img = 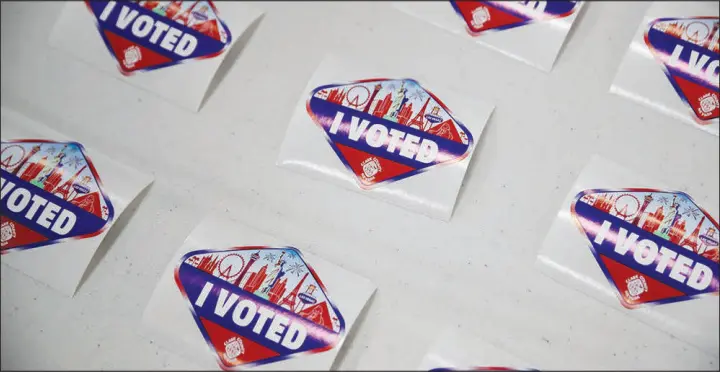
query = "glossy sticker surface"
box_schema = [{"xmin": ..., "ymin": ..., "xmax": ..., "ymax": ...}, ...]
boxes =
[
  {"xmin": 85, "ymin": 0, "xmax": 232, "ymax": 74},
  {"xmin": 644, "ymin": 17, "xmax": 720, "ymax": 123},
  {"xmin": 571, "ymin": 189, "xmax": 719, "ymax": 308},
  {"xmin": 450, "ymin": 1, "xmax": 579, "ymax": 36},
  {"xmin": 1, "ymin": 140, "xmax": 115, "ymax": 254},
  {"xmin": 174, "ymin": 246, "xmax": 345, "ymax": 368},
  {"xmin": 306, "ymin": 78, "xmax": 473, "ymax": 189}
]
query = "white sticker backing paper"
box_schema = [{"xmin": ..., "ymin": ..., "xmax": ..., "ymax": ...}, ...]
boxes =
[
  {"xmin": 48, "ymin": 1, "xmax": 264, "ymax": 111},
  {"xmin": 536, "ymin": 155, "xmax": 719, "ymax": 357},
  {"xmin": 141, "ymin": 211, "xmax": 376, "ymax": 370},
  {"xmin": 276, "ymin": 54, "xmax": 494, "ymax": 221},
  {"xmin": 418, "ymin": 328, "xmax": 534, "ymax": 371},
  {"xmin": 393, "ymin": 1, "xmax": 585, "ymax": 72},
  {"xmin": 610, "ymin": 1, "xmax": 719, "ymax": 136},
  {"xmin": 1, "ymin": 106, "xmax": 153, "ymax": 296}
]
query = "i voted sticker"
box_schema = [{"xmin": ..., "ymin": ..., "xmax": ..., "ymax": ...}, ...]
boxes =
[
  {"xmin": 307, "ymin": 78, "xmax": 473, "ymax": 189},
  {"xmin": 644, "ymin": 17, "xmax": 720, "ymax": 123},
  {"xmin": 571, "ymin": 189, "xmax": 719, "ymax": 308},
  {"xmin": 85, "ymin": 0, "xmax": 232, "ymax": 74},
  {"xmin": 1, "ymin": 141, "xmax": 114, "ymax": 254},
  {"xmin": 174, "ymin": 246, "xmax": 345, "ymax": 368},
  {"xmin": 450, "ymin": 1, "xmax": 579, "ymax": 36}
]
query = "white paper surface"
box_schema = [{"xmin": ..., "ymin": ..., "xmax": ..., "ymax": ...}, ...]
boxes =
[
  {"xmin": 610, "ymin": 1, "xmax": 719, "ymax": 136},
  {"xmin": 48, "ymin": 1, "xmax": 264, "ymax": 112},
  {"xmin": 0, "ymin": 106, "xmax": 153, "ymax": 296},
  {"xmin": 141, "ymin": 211, "xmax": 376, "ymax": 371},
  {"xmin": 276, "ymin": 54, "xmax": 494, "ymax": 222},
  {"xmin": 536, "ymin": 155, "xmax": 719, "ymax": 357},
  {"xmin": 418, "ymin": 329, "xmax": 533, "ymax": 371},
  {"xmin": 392, "ymin": 1, "xmax": 584, "ymax": 72}
]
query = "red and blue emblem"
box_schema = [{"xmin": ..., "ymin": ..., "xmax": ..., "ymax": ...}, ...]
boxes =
[
  {"xmin": 85, "ymin": 0, "xmax": 232, "ymax": 75},
  {"xmin": 571, "ymin": 189, "xmax": 719, "ymax": 308},
  {"xmin": 644, "ymin": 17, "xmax": 719, "ymax": 123},
  {"xmin": 307, "ymin": 79, "xmax": 473, "ymax": 189},
  {"xmin": 1, "ymin": 140, "xmax": 114, "ymax": 254},
  {"xmin": 174, "ymin": 246, "xmax": 345, "ymax": 368},
  {"xmin": 450, "ymin": 1, "xmax": 579, "ymax": 36}
]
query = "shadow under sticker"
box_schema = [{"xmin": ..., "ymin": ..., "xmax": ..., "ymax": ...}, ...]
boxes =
[
  {"xmin": 85, "ymin": 0, "xmax": 233, "ymax": 74},
  {"xmin": 1, "ymin": 140, "xmax": 115, "ymax": 254},
  {"xmin": 571, "ymin": 188, "xmax": 719, "ymax": 308},
  {"xmin": 306, "ymin": 78, "xmax": 473, "ymax": 189},
  {"xmin": 174, "ymin": 246, "xmax": 345, "ymax": 368}
]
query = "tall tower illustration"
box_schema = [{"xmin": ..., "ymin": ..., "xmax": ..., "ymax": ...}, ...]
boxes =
[
  {"xmin": 234, "ymin": 251, "xmax": 260, "ymax": 287},
  {"xmin": 679, "ymin": 216, "xmax": 705, "ymax": 253},
  {"xmin": 363, "ymin": 84, "xmax": 382, "ymax": 113},
  {"xmin": 10, "ymin": 144, "xmax": 41, "ymax": 176},
  {"xmin": 408, "ymin": 98, "xmax": 430, "ymax": 130},
  {"xmin": 279, "ymin": 272, "xmax": 309, "ymax": 312},
  {"xmin": 702, "ymin": 21, "xmax": 719, "ymax": 49},
  {"xmin": 632, "ymin": 194, "xmax": 654, "ymax": 225}
]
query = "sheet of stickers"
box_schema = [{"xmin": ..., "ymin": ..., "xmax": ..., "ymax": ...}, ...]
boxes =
[
  {"xmin": 0, "ymin": 107, "xmax": 153, "ymax": 296},
  {"xmin": 393, "ymin": 1, "xmax": 585, "ymax": 72},
  {"xmin": 48, "ymin": 1, "xmax": 264, "ymax": 111},
  {"xmin": 610, "ymin": 2, "xmax": 719, "ymax": 136},
  {"xmin": 537, "ymin": 155, "xmax": 719, "ymax": 358},
  {"xmin": 418, "ymin": 329, "xmax": 535, "ymax": 371},
  {"xmin": 276, "ymin": 54, "xmax": 494, "ymax": 221},
  {"xmin": 141, "ymin": 210, "xmax": 376, "ymax": 370}
]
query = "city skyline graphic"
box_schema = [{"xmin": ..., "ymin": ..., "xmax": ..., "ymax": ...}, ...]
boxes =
[
  {"xmin": 1, "ymin": 141, "xmax": 111, "ymax": 220},
  {"xmin": 183, "ymin": 247, "xmax": 342, "ymax": 333},
  {"xmin": 579, "ymin": 190, "xmax": 719, "ymax": 262},
  {"xmin": 312, "ymin": 79, "xmax": 470, "ymax": 145},
  {"xmin": 133, "ymin": 1, "xmax": 228, "ymax": 43},
  {"xmin": 650, "ymin": 17, "xmax": 719, "ymax": 53}
]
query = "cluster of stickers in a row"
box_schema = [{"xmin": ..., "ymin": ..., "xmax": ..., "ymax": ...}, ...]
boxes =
[{"xmin": 1, "ymin": 0, "xmax": 718, "ymax": 370}]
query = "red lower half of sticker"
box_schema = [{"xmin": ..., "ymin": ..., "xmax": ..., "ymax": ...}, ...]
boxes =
[
  {"xmin": 199, "ymin": 317, "xmax": 281, "ymax": 367},
  {"xmin": 672, "ymin": 75, "xmax": 719, "ymax": 121},
  {"xmin": 103, "ymin": 30, "xmax": 172, "ymax": 73},
  {"xmin": 0, "ymin": 216, "xmax": 48, "ymax": 251},
  {"xmin": 335, "ymin": 143, "xmax": 415, "ymax": 186},
  {"xmin": 599, "ymin": 255, "xmax": 686, "ymax": 307}
]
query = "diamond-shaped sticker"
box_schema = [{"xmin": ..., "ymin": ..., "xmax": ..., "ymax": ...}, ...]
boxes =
[
  {"xmin": 306, "ymin": 78, "xmax": 473, "ymax": 189},
  {"xmin": 450, "ymin": 1, "xmax": 579, "ymax": 36},
  {"xmin": 174, "ymin": 246, "xmax": 345, "ymax": 368},
  {"xmin": 1, "ymin": 140, "xmax": 115, "ymax": 254},
  {"xmin": 644, "ymin": 17, "xmax": 720, "ymax": 123},
  {"xmin": 84, "ymin": 0, "xmax": 232, "ymax": 75},
  {"xmin": 571, "ymin": 188, "xmax": 719, "ymax": 308}
]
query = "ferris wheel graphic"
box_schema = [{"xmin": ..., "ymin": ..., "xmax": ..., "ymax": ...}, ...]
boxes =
[
  {"xmin": 685, "ymin": 21, "xmax": 710, "ymax": 43},
  {"xmin": 217, "ymin": 253, "xmax": 246, "ymax": 280},
  {"xmin": 345, "ymin": 85, "xmax": 371, "ymax": 109},
  {"xmin": 614, "ymin": 193, "xmax": 641, "ymax": 220},
  {"xmin": 0, "ymin": 144, "xmax": 26, "ymax": 171}
]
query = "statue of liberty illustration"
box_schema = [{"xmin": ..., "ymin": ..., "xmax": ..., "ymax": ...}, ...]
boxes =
[
  {"xmin": 257, "ymin": 251, "xmax": 287, "ymax": 299},
  {"xmin": 31, "ymin": 145, "xmax": 67, "ymax": 188},
  {"xmin": 383, "ymin": 81, "xmax": 407, "ymax": 122},
  {"xmin": 657, "ymin": 195, "xmax": 681, "ymax": 239}
]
